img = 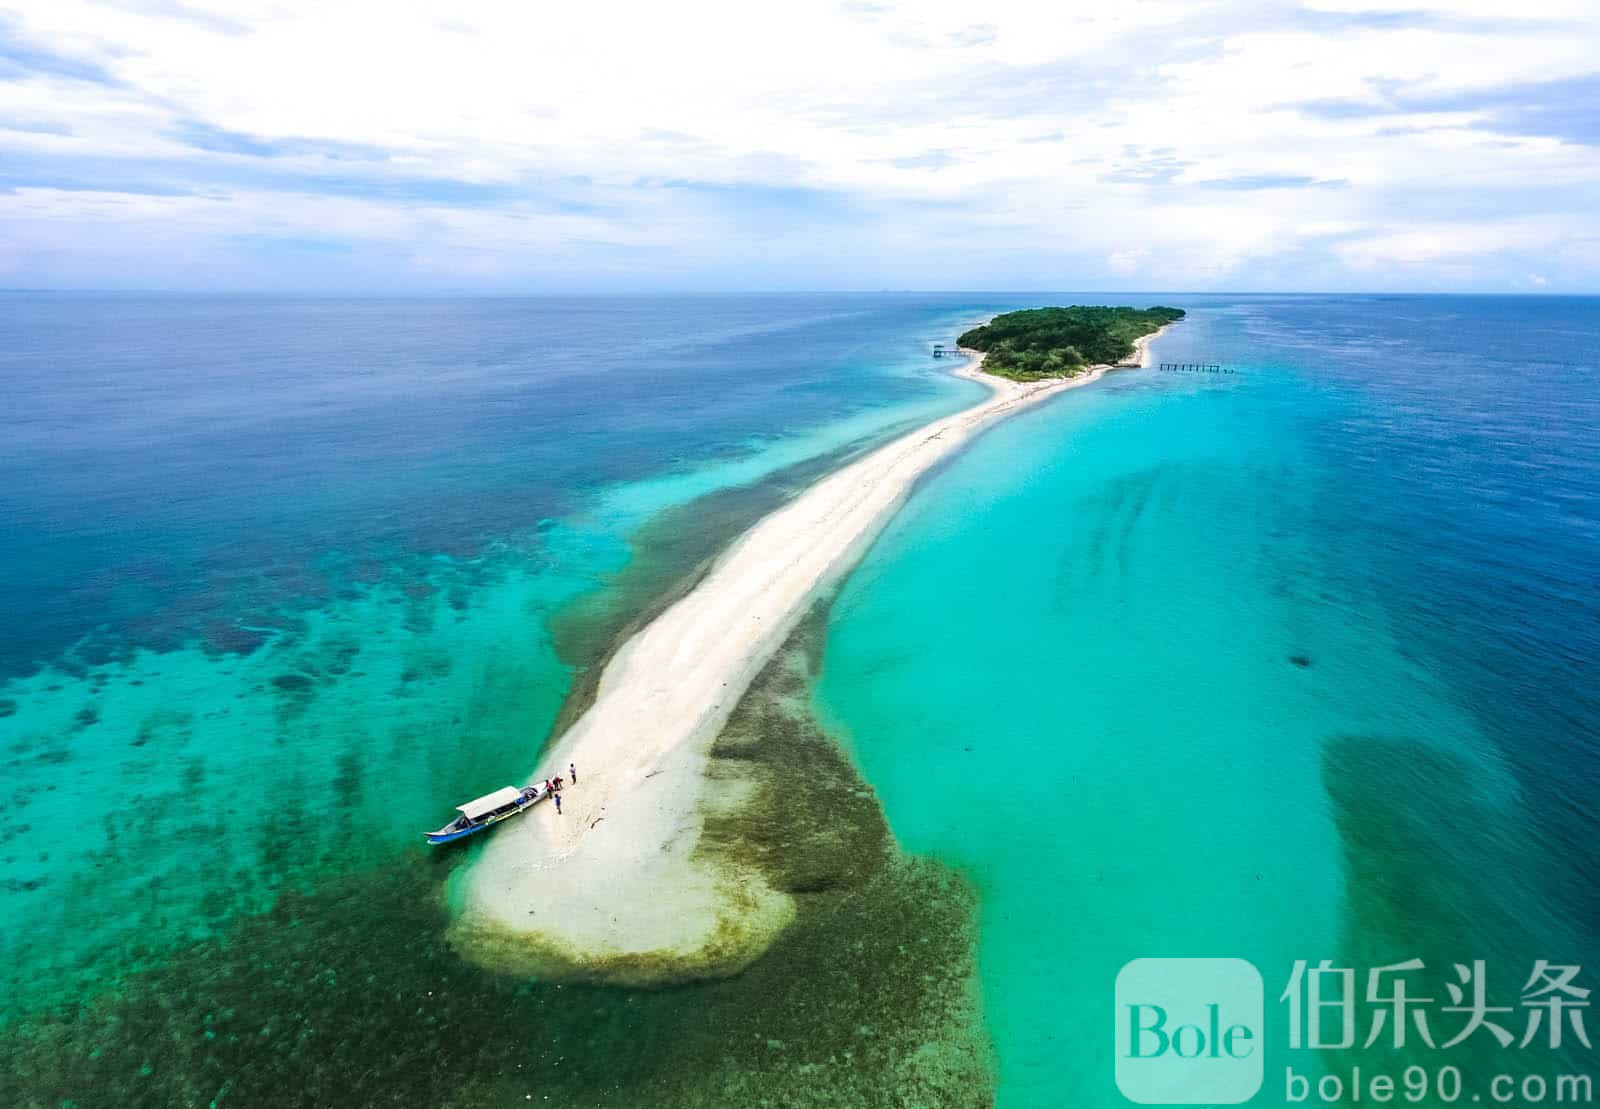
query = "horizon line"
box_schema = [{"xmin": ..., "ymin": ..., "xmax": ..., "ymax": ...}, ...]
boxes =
[{"xmin": 3, "ymin": 287, "xmax": 1597, "ymax": 298}]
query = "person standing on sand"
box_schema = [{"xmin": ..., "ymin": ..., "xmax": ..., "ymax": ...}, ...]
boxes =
[
  {"xmin": 554, "ymin": 794, "xmax": 562, "ymax": 815},
  {"xmin": 570, "ymin": 762, "xmax": 577, "ymax": 784}
]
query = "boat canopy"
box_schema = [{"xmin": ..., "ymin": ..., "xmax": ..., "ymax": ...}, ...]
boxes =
[{"xmin": 458, "ymin": 786, "xmax": 525, "ymax": 820}]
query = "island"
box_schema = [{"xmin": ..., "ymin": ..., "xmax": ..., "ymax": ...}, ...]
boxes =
[{"xmin": 958, "ymin": 305, "xmax": 1186, "ymax": 380}]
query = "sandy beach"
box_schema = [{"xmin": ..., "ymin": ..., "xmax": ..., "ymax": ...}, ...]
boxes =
[{"xmin": 449, "ymin": 326, "xmax": 1171, "ymax": 984}]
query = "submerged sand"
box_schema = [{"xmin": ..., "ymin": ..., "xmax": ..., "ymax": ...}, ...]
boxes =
[{"xmin": 450, "ymin": 329, "xmax": 1170, "ymax": 983}]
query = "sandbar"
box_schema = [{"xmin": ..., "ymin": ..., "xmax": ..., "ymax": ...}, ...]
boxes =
[{"xmin": 449, "ymin": 325, "xmax": 1172, "ymax": 984}]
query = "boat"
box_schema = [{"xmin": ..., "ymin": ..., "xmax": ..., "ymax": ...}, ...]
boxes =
[{"xmin": 425, "ymin": 784, "xmax": 544, "ymax": 844}]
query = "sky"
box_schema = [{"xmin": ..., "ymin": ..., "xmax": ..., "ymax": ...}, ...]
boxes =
[{"xmin": 0, "ymin": 0, "xmax": 1597, "ymax": 293}]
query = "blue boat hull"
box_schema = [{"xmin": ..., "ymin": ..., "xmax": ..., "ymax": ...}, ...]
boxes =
[
  {"xmin": 425, "ymin": 791, "xmax": 540, "ymax": 844},
  {"xmin": 425, "ymin": 823, "xmax": 491, "ymax": 845}
]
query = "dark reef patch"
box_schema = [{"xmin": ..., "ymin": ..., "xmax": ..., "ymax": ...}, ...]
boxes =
[
  {"xmin": 199, "ymin": 620, "xmax": 270, "ymax": 658},
  {"xmin": 0, "ymin": 598, "xmax": 991, "ymax": 1109},
  {"xmin": 318, "ymin": 636, "xmax": 361, "ymax": 677},
  {"xmin": 700, "ymin": 603, "xmax": 892, "ymax": 898},
  {"xmin": 269, "ymin": 672, "xmax": 316, "ymax": 696},
  {"xmin": 1320, "ymin": 735, "xmax": 1590, "ymax": 1091},
  {"xmin": 0, "ymin": 848, "xmax": 985, "ymax": 1109}
]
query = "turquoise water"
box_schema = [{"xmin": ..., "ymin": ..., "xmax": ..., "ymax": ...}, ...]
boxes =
[
  {"xmin": 0, "ymin": 294, "xmax": 999, "ymax": 1020},
  {"xmin": 1, "ymin": 293, "xmax": 1030, "ymax": 1108},
  {"xmin": 3, "ymin": 293, "xmax": 1596, "ymax": 1106},
  {"xmin": 815, "ymin": 297, "xmax": 1600, "ymax": 1105}
]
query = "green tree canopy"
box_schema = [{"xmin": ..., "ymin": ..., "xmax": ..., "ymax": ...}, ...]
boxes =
[{"xmin": 957, "ymin": 305, "xmax": 1184, "ymax": 380}]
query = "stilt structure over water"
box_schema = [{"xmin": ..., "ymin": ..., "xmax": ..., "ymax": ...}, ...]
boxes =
[{"xmin": 1158, "ymin": 362, "xmax": 1232, "ymax": 373}]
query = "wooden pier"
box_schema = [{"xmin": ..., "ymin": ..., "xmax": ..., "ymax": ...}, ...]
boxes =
[{"xmin": 1158, "ymin": 362, "xmax": 1232, "ymax": 374}]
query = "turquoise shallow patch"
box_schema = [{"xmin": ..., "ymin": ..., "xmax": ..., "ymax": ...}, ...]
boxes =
[{"xmin": 814, "ymin": 298, "xmax": 1599, "ymax": 1105}]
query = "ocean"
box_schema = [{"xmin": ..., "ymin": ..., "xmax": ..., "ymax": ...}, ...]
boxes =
[
  {"xmin": 814, "ymin": 295, "xmax": 1600, "ymax": 1105},
  {"xmin": 1, "ymin": 293, "xmax": 1595, "ymax": 1106}
]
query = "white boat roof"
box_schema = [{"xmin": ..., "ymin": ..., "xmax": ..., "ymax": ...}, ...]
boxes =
[{"xmin": 458, "ymin": 786, "xmax": 524, "ymax": 820}]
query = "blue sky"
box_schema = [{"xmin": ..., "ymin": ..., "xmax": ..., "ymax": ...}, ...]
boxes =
[{"xmin": 0, "ymin": 0, "xmax": 1597, "ymax": 292}]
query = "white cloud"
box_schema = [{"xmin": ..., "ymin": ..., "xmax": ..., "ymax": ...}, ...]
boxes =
[
  {"xmin": 0, "ymin": 0, "xmax": 1597, "ymax": 289},
  {"xmin": 1107, "ymin": 248, "xmax": 1149, "ymax": 275},
  {"xmin": 1334, "ymin": 217, "xmax": 1567, "ymax": 269}
]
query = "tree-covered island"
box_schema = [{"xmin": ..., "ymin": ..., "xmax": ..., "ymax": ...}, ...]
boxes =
[{"xmin": 957, "ymin": 305, "xmax": 1185, "ymax": 380}]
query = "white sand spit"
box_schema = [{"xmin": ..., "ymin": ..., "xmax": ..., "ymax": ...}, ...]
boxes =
[{"xmin": 450, "ymin": 331, "xmax": 1171, "ymax": 984}]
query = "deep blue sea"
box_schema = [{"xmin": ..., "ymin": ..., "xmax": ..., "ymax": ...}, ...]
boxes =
[
  {"xmin": 0, "ymin": 293, "xmax": 1595, "ymax": 1107},
  {"xmin": 0, "ymin": 293, "xmax": 990, "ymax": 678}
]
